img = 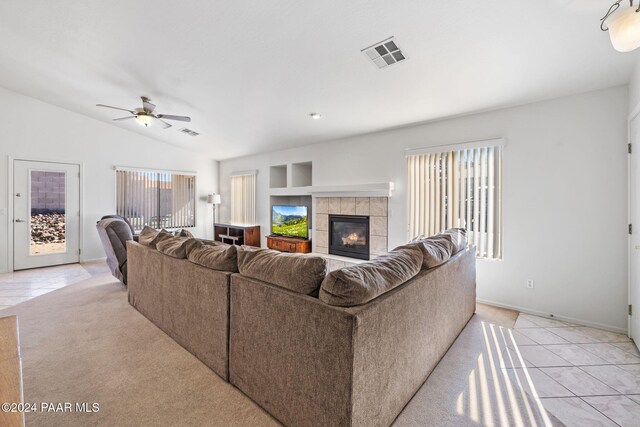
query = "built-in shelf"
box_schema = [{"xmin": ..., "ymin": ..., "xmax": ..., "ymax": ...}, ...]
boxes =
[
  {"xmin": 308, "ymin": 182, "xmax": 394, "ymax": 197},
  {"xmin": 291, "ymin": 161, "xmax": 313, "ymax": 187},
  {"xmin": 269, "ymin": 165, "xmax": 287, "ymax": 189},
  {"xmin": 269, "ymin": 186, "xmax": 312, "ymax": 196},
  {"xmin": 269, "ymin": 182, "xmax": 394, "ymax": 197}
]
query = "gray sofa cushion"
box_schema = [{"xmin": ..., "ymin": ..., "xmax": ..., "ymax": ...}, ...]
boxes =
[
  {"xmin": 442, "ymin": 228, "xmax": 467, "ymax": 254},
  {"xmin": 318, "ymin": 244, "xmax": 423, "ymax": 306},
  {"xmin": 187, "ymin": 239, "xmax": 238, "ymax": 272},
  {"xmin": 418, "ymin": 236, "xmax": 453, "ymax": 269},
  {"xmin": 156, "ymin": 236, "xmax": 198, "ymax": 259},
  {"xmin": 237, "ymin": 247, "xmax": 327, "ymax": 295},
  {"xmin": 138, "ymin": 226, "xmax": 173, "ymax": 249},
  {"xmin": 178, "ymin": 229, "xmax": 194, "ymax": 238}
]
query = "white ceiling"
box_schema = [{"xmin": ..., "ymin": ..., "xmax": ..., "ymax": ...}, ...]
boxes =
[{"xmin": 0, "ymin": 0, "xmax": 637, "ymax": 159}]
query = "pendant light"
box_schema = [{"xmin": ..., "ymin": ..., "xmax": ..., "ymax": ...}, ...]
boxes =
[{"xmin": 601, "ymin": 0, "xmax": 640, "ymax": 52}]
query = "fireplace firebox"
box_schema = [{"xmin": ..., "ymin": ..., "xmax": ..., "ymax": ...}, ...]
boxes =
[{"xmin": 328, "ymin": 215, "xmax": 370, "ymax": 260}]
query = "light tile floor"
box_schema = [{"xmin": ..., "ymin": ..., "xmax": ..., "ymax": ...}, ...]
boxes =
[
  {"xmin": 0, "ymin": 262, "xmax": 108, "ymax": 310},
  {"xmin": 507, "ymin": 313, "xmax": 640, "ymax": 426}
]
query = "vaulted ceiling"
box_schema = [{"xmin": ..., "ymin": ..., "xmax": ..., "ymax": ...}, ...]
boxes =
[{"xmin": 0, "ymin": 0, "xmax": 637, "ymax": 159}]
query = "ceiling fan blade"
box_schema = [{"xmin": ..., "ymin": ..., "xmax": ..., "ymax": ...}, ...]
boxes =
[
  {"xmin": 142, "ymin": 98, "xmax": 156, "ymax": 113},
  {"xmin": 112, "ymin": 116, "xmax": 135, "ymax": 121},
  {"xmin": 156, "ymin": 114, "xmax": 191, "ymax": 122},
  {"xmin": 96, "ymin": 104, "xmax": 135, "ymax": 114},
  {"xmin": 157, "ymin": 118, "xmax": 172, "ymax": 129}
]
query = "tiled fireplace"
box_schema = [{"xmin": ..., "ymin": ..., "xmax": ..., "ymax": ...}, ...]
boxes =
[{"xmin": 315, "ymin": 197, "xmax": 388, "ymax": 268}]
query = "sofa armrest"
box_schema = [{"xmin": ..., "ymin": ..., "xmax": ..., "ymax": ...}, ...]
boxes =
[
  {"xmin": 229, "ymin": 275, "xmax": 357, "ymax": 427},
  {"xmin": 229, "ymin": 248, "xmax": 476, "ymax": 427},
  {"xmin": 349, "ymin": 248, "xmax": 476, "ymax": 427}
]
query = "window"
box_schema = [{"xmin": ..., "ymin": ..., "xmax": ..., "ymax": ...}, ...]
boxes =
[
  {"xmin": 407, "ymin": 141, "xmax": 503, "ymax": 259},
  {"xmin": 230, "ymin": 171, "xmax": 257, "ymax": 225},
  {"xmin": 116, "ymin": 168, "xmax": 196, "ymax": 231}
]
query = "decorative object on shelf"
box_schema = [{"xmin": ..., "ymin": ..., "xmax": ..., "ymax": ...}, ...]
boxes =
[
  {"xmin": 208, "ymin": 193, "xmax": 221, "ymax": 225},
  {"xmin": 601, "ymin": 0, "xmax": 640, "ymax": 52}
]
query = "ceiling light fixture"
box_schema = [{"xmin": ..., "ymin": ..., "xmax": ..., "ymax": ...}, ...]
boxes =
[
  {"xmin": 601, "ymin": 0, "xmax": 640, "ymax": 52},
  {"xmin": 309, "ymin": 113, "xmax": 322, "ymax": 120},
  {"xmin": 135, "ymin": 113, "xmax": 154, "ymax": 127}
]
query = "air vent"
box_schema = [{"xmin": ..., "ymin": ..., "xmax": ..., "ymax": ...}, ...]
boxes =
[
  {"xmin": 179, "ymin": 127, "xmax": 200, "ymax": 137},
  {"xmin": 361, "ymin": 37, "xmax": 407, "ymax": 69}
]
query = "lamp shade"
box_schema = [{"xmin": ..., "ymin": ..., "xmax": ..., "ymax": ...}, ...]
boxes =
[
  {"xmin": 207, "ymin": 194, "xmax": 221, "ymax": 204},
  {"xmin": 607, "ymin": 6, "xmax": 640, "ymax": 52}
]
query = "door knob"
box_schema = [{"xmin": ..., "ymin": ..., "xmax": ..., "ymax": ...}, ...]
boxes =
[{"xmin": 14, "ymin": 219, "xmax": 26, "ymax": 223}]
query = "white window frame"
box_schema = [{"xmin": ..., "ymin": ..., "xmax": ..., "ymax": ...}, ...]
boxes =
[
  {"xmin": 114, "ymin": 166, "xmax": 198, "ymax": 231},
  {"xmin": 406, "ymin": 138, "xmax": 504, "ymax": 260}
]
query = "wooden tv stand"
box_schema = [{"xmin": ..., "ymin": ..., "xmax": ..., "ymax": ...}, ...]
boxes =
[
  {"xmin": 214, "ymin": 223, "xmax": 261, "ymax": 247},
  {"xmin": 267, "ymin": 235, "xmax": 311, "ymax": 254}
]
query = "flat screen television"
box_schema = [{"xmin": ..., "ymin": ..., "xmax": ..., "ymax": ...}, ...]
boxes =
[{"xmin": 271, "ymin": 205, "xmax": 308, "ymax": 239}]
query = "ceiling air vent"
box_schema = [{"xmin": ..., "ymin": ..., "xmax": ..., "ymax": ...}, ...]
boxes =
[
  {"xmin": 361, "ymin": 37, "xmax": 407, "ymax": 69},
  {"xmin": 179, "ymin": 127, "xmax": 200, "ymax": 137}
]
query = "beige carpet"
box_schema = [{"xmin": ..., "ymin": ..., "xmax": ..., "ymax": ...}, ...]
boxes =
[{"xmin": 0, "ymin": 272, "xmax": 563, "ymax": 426}]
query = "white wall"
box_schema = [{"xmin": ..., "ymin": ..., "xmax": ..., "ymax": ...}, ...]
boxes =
[
  {"xmin": 0, "ymin": 86, "xmax": 218, "ymax": 273},
  {"xmin": 219, "ymin": 86, "xmax": 629, "ymax": 332}
]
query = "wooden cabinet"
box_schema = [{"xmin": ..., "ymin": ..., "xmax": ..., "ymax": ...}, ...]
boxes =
[
  {"xmin": 214, "ymin": 224, "xmax": 261, "ymax": 247},
  {"xmin": 267, "ymin": 235, "xmax": 311, "ymax": 253}
]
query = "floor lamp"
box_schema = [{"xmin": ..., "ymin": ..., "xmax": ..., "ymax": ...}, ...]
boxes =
[{"xmin": 207, "ymin": 194, "xmax": 221, "ymax": 226}]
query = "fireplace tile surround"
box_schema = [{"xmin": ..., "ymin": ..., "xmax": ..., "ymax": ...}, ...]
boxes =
[{"xmin": 315, "ymin": 197, "xmax": 388, "ymax": 269}]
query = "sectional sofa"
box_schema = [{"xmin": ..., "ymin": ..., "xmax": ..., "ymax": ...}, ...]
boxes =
[{"xmin": 127, "ymin": 228, "xmax": 476, "ymax": 427}]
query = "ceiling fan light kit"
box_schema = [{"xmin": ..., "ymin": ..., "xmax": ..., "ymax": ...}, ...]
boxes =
[
  {"xmin": 601, "ymin": 0, "xmax": 640, "ymax": 52},
  {"xmin": 96, "ymin": 96, "xmax": 191, "ymax": 130},
  {"xmin": 135, "ymin": 114, "xmax": 154, "ymax": 127}
]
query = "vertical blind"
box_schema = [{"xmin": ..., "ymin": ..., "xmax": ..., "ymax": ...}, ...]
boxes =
[
  {"xmin": 230, "ymin": 172, "xmax": 257, "ymax": 225},
  {"xmin": 116, "ymin": 169, "xmax": 196, "ymax": 231},
  {"xmin": 407, "ymin": 144, "xmax": 502, "ymax": 259}
]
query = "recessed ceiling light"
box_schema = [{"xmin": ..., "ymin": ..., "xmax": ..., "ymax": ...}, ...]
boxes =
[{"xmin": 309, "ymin": 113, "xmax": 322, "ymax": 120}]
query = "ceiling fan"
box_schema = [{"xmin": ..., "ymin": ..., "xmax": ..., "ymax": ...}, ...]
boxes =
[{"xmin": 96, "ymin": 96, "xmax": 191, "ymax": 129}]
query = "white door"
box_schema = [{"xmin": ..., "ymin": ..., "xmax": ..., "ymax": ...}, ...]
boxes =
[
  {"xmin": 630, "ymin": 115, "xmax": 640, "ymax": 346},
  {"xmin": 13, "ymin": 160, "xmax": 80, "ymax": 270}
]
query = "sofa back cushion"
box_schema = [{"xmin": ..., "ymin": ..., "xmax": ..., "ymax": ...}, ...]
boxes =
[
  {"xmin": 138, "ymin": 226, "xmax": 173, "ymax": 249},
  {"xmin": 319, "ymin": 245, "xmax": 423, "ymax": 306},
  {"xmin": 413, "ymin": 236, "xmax": 453, "ymax": 269},
  {"xmin": 442, "ymin": 228, "xmax": 467, "ymax": 254},
  {"xmin": 237, "ymin": 248, "xmax": 327, "ymax": 295},
  {"xmin": 156, "ymin": 236, "xmax": 198, "ymax": 259},
  {"xmin": 187, "ymin": 239, "xmax": 239, "ymax": 272}
]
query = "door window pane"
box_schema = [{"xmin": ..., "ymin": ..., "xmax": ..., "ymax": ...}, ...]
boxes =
[{"xmin": 30, "ymin": 171, "xmax": 66, "ymax": 255}]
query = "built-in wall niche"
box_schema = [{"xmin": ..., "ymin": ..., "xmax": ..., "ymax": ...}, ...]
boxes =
[
  {"xmin": 291, "ymin": 161, "xmax": 312, "ymax": 187},
  {"xmin": 268, "ymin": 161, "xmax": 313, "ymax": 193},
  {"xmin": 269, "ymin": 195, "xmax": 313, "ymax": 231},
  {"xmin": 269, "ymin": 165, "xmax": 287, "ymax": 189}
]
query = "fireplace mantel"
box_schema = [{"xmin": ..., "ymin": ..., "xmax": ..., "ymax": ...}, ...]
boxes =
[{"xmin": 308, "ymin": 182, "xmax": 393, "ymax": 197}]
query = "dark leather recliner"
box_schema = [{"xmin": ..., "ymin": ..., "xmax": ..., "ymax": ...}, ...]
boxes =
[
  {"xmin": 100, "ymin": 214, "xmax": 139, "ymax": 241},
  {"xmin": 96, "ymin": 218, "xmax": 133, "ymax": 285}
]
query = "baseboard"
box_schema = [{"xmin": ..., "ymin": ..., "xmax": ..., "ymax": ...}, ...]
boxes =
[
  {"xmin": 476, "ymin": 298, "xmax": 628, "ymax": 335},
  {"xmin": 81, "ymin": 257, "xmax": 106, "ymax": 264}
]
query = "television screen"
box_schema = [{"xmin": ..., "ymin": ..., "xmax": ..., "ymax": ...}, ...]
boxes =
[{"xmin": 272, "ymin": 205, "xmax": 308, "ymax": 239}]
